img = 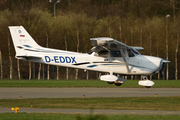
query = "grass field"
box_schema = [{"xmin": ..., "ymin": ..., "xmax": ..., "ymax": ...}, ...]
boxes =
[
  {"xmin": 0, "ymin": 79, "xmax": 180, "ymax": 88},
  {"xmin": 0, "ymin": 113, "xmax": 180, "ymax": 120},
  {"xmin": 1, "ymin": 97, "xmax": 180, "ymax": 111},
  {"xmin": 1, "ymin": 80, "xmax": 180, "ymax": 120}
]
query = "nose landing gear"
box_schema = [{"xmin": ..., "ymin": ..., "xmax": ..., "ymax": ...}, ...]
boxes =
[{"xmin": 138, "ymin": 76, "xmax": 154, "ymax": 88}]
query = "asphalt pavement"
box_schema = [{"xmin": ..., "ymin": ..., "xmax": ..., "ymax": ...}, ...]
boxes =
[
  {"xmin": 1, "ymin": 87, "xmax": 180, "ymax": 115},
  {"xmin": 1, "ymin": 107, "xmax": 180, "ymax": 115},
  {"xmin": 1, "ymin": 87, "xmax": 180, "ymax": 99}
]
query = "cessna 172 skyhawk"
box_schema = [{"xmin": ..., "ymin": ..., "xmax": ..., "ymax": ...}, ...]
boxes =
[{"xmin": 9, "ymin": 26, "xmax": 170, "ymax": 88}]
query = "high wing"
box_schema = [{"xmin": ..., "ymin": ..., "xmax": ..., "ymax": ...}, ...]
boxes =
[
  {"xmin": 90, "ymin": 37, "xmax": 142, "ymax": 73},
  {"xmin": 90, "ymin": 37, "xmax": 130, "ymax": 51},
  {"xmin": 90, "ymin": 37, "xmax": 142, "ymax": 56},
  {"xmin": 132, "ymin": 47, "xmax": 144, "ymax": 51}
]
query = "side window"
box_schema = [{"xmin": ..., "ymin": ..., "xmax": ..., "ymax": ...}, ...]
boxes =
[
  {"xmin": 127, "ymin": 49, "xmax": 135, "ymax": 57},
  {"xmin": 110, "ymin": 50, "xmax": 122, "ymax": 57},
  {"xmin": 98, "ymin": 50, "xmax": 108, "ymax": 57}
]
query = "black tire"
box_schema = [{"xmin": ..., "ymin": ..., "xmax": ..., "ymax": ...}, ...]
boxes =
[
  {"xmin": 107, "ymin": 82, "xmax": 114, "ymax": 84},
  {"xmin": 145, "ymin": 86, "xmax": 151, "ymax": 88},
  {"xmin": 114, "ymin": 83, "xmax": 122, "ymax": 86}
]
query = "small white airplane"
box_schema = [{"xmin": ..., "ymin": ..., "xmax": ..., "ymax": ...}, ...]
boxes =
[{"xmin": 9, "ymin": 25, "xmax": 170, "ymax": 88}]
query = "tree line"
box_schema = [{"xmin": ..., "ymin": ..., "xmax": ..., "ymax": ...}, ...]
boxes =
[{"xmin": 0, "ymin": 0, "xmax": 180, "ymax": 80}]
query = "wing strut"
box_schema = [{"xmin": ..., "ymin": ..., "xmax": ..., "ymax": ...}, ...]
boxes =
[{"xmin": 119, "ymin": 48, "xmax": 130, "ymax": 73}]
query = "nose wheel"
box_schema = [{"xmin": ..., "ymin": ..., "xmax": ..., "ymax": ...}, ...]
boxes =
[
  {"xmin": 107, "ymin": 82, "xmax": 114, "ymax": 84},
  {"xmin": 145, "ymin": 86, "xmax": 151, "ymax": 88},
  {"xmin": 139, "ymin": 76, "xmax": 154, "ymax": 88},
  {"xmin": 114, "ymin": 83, "xmax": 122, "ymax": 86}
]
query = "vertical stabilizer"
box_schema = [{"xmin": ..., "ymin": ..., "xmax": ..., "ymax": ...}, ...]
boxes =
[{"xmin": 8, "ymin": 26, "xmax": 41, "ymax": 58}]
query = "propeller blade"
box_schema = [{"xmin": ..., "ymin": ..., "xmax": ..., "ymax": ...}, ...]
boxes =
[
  {"xmin": 162, "ymin": 63, "xmax": 165, "ymax": 75},
  {"xmin": 161, "ymin": 51, "xmax": 166, "ymax": 75}
]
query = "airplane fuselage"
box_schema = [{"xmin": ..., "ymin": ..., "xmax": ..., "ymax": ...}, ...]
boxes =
[{"xmin": 22, "ymin": 47, "xmax": 162, "ymax": 76}]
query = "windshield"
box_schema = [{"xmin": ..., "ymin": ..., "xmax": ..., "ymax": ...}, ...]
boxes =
[
  {"xmin": 131, "ymin": 48, "xmax": 141, "ymax": 55},
  {"xmin": 127, "ymin": 48, "xmax": 141, "ymax": 57}
]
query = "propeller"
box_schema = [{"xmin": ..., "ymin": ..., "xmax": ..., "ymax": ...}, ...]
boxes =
[{"xmin": 161, "ymin": 51, "xmax": 166, "ymax": 75}]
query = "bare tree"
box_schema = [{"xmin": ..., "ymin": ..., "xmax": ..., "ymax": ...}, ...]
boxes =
[
  {"xmin": 175, "ymin": 32, "xmax": 179, "ymax": 80},
  {"xmin": 86, "ymin": 70, "xmax": 89, "ymax": 80},
  {"xmin": 29, "ymin": 62, "xmax": 31, "ymax": 80},
  {"xmin": 35, "ymin": 38, "xmax": 41, "ymax": 80},
  {"xmin": 47, "ymin": 65, "xmax": 50, "ymax": 80},
  {"xmin": 109, "ymin": 24, "xmax": 112, "ymax": 37},
  {"xmin": 130, "ymin": 27, "xmax": 133, "ymax": 80},
  {"xmin": 57, "ymin": 66, "xmax": 59, "ymax": 80},
  {"xmin": 156, "ymin": 36, "xmax": 160, "ymax": 80},
  {"xmin": 149, "ymin": 32, "xmax": 152, "ymax": 80},
  {"xmin": 46, "ymin": 31, "xmax": 50, "ymax": 80},
  {"xmin": 17, "ymin": 59, "xmax": 21, "ymax": 80},
  {"xmin": 140, "ymin": 26, "xmax": 143, "ymax": 47},
  {"xmin": 171, "ymin": 0, "xmax": 176, "ymax": 22},
  {"xmin": 64, "ymin": 35, "xmax": 68, "ymax": 80},
  {"xmin": 86, "ymin": 44, "xmax": 89, "ymax": 80},
  {"xmin": 119, "ymin": 17, "xmax": 123, "ymax": 42},
  {"xmin": 140, "ymin": 24, "xmax": 143, "ymax": 80},
  {"xmin": 75, "ymin": 28, "xmax": 80, "ymax": 80},
  {"xmin": 166, "ymin": 15, "xmax": 170, "ymax": 80},
  {"xmin": 0, "ymin": 50, "xmax": 3, "ymax": 79},
  {"xmin": 38, "ymin": 63, "xmax": 41, "ymax": 80},
  {"xmin": 8, "ymin": 35, "xmax": 12, "ymax": 79}
]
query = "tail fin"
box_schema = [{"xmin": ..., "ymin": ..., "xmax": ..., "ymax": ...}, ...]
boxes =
[{"xmin": 8, "ymin": 26, "xmax": 41, "ymax": 58}]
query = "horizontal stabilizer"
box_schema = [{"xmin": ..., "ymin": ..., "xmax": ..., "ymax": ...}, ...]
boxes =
[
  {"xmin": 27, "ymin": 55, "xmax": 42, "ymax": 59},
  {"xmin": 17, "ymin": 55, "xmax": 42, "ymax": 58}
]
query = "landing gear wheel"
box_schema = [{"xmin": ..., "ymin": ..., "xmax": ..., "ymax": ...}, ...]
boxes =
[
  {"xmin": 107, "ymin": 82, "xmax": 114, "ymax": 84},
  {"xmin": 145, "ymin": 86, "xmax": 151, "ymax": 88},
  {"xmin": 114, "ymin": 83, "xmax": 122, "ymax": 86},
  {"xmin": 139, "ymin": 76, "xmax": 154, "ymax": 88}
]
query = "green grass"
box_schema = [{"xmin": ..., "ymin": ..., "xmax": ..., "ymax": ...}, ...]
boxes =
[
  {"xmin": 0, "ymin": 113, "xmax": 180, "ymax": 120},
  {"xmin": 1, "ymin": 97, "xmax": 180, "ymax": 111},
  {"xmin": 0, "ymin": 79, "xmax": 180, "ymax": 88}
]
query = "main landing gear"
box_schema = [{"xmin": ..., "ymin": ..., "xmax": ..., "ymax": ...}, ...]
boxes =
[
  {"xmin": 138, "ymin": 76, "xmax": 155, "ymax": 88},
  {"xmin": 107, "ymin": 81, "xmax": 123, "ymax": 86}
]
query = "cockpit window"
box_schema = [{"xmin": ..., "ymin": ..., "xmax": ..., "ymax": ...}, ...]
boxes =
[
  {"xmin": 127, "ymin": 48, "xmax": 141, "ymax": 57},
  {"xmin": 127, "ymin": 49, "xmax": 135, "ymax": 57},
  {"xmin": 110, "ymin": 50, "xmax": 122, "ymax": 57},
  {"xmin": 98, "ymin": 50, "xmax": 108, "ymax": 57}
]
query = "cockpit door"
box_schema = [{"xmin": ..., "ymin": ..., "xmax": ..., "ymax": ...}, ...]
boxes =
[{"xmin": 126, "ymin": 48, "xmax": 142, "ymax": 74}]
